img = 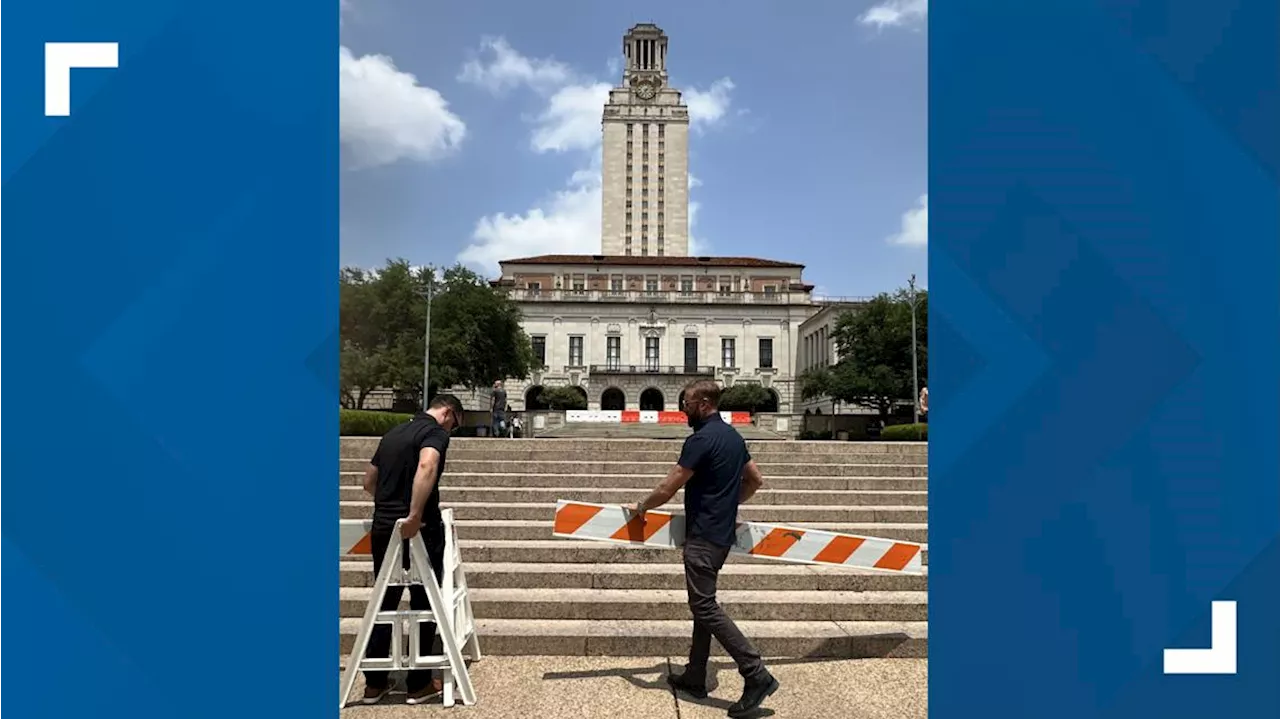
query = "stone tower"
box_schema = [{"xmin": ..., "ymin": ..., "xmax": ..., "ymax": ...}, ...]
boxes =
[{"xmin": 600, "ymin": 24, "xmax": 691, "ymax": 257}]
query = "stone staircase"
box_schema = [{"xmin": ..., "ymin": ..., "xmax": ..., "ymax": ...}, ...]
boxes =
[{"xmin": 339, "ymin": 437, "xmax": 928, "ymax": 659}]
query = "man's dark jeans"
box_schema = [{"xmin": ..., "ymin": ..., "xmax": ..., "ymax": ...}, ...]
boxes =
[
  {"xmin": 682, "ymin": 536, "xmax": 767, "ymax": 681},
  {"xmin": 363, "ymin": 519, "xmax": 446, "ymax": 693}
]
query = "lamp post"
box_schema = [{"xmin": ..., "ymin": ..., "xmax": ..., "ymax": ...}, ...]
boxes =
[
  {"xmin": 422, "ymin": 267, "xmax": 435, "ymax": 411},
  {"xmin": 907, "ymin": 274, "xmax": 920, "ymax": 425}
]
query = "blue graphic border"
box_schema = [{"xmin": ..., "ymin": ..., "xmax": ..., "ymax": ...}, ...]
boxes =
[
  {"xmin": 930, "ymin": 1, "xmax": 1279, "ymax": 717},
  {"xmin": 2, "ymin": 2, "xmax": 337, "ymax": 717}
]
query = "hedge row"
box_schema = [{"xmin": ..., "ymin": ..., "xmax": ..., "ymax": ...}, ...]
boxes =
[
  {"xmin": 880, "ymin": 423, "xmax": 928, "ymax": 441},
  {"xmin": 341, "ymin": 409, "xmax": 413, "ymax": 436},
  {"xmin": 340, "ymin": 409, "xmax": 501, "ymax": 437},
  {"xmin": 798, "ymin": 430, "xmax": 834, "ymax": 441}
]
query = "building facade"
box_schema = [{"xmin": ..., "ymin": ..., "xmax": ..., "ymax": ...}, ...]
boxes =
[
  {"xmin": 483, "ymin": 25, "xmax": 861, "ymax": 418},
  {"xmin": 493, "ymin": 255, "xmax": 818, "ymax": 413},
  {"xmin": 795, "ymin": 302, "xmax": 867, "ymax": 414}
]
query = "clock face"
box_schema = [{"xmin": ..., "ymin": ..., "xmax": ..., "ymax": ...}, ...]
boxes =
[{"xmin": 636, "ymin": 84, "xmax": 657, "ymax": 101}]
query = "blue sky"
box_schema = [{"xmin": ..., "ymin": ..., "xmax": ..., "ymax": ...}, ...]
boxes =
[{"xmin": 339, "ymin": 0, "xmax": 927, "ymax": 296}]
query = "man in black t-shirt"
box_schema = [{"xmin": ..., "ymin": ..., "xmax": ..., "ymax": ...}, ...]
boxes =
[
  {"xmin": 359, "ymin": 393, "xmax": 463, "ymax": 705},
  {"xmin": 633, "ymin": 379, "xmax": 779, "ymax": 718}
]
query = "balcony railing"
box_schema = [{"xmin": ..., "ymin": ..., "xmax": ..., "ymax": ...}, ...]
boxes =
[
  {"xmin": 590, "ymin": 364, "xmax": 716, "ymax": 375},
  {"xmin": 506, "ymin": 289, "xmax": 808, "ymax": 304}
]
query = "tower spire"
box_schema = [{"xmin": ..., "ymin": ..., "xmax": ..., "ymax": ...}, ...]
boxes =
[{"xmin": 600, "ymin": 25, "xmax": 690, "ymax": 258}]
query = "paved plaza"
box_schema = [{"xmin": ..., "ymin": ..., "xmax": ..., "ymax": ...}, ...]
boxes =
[{"xmin": 342, "ymin": 656, "xmax": 927, "ymax": 719}]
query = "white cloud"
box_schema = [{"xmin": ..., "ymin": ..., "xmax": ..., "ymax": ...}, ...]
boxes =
[
  {"xmin": 340, "ymin": 46, "xmax": 466, "ymax": 170},
  {"xmin": 458, "ymin": 169, "xmax": 713, "ymax": 274},
  {"xmin": 860, "ymin": 0, "xmax": 928, "ymax": 29},
  {"xmin": 458, "ymin": 169, "xmax": 603, "ymax": 274},
  {"xmin": 684, "ymin": 78, "xmax": 736, "ymax": 131},
  {"xmin": 887, "ymin": 194, "xmax": 928, "ymax": 248},
  {"xmin": 530, "ymin": 82, "xmax": 612, "ymax": 153},
  {"xmin": 687, "ymin": 174, "xmax": 711, "ymax": 256},
  {"xmin": 458, "ymin": 36, "xmax": 575, "ymax": 95},
  {"xmin": 688, "ymin": 200, "xmax": 709, "ymax": 256}
]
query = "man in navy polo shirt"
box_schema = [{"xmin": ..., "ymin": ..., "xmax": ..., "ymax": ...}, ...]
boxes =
[{"xmin": 633, "ymin": 379, "xmax": 779, "ymax": 718}]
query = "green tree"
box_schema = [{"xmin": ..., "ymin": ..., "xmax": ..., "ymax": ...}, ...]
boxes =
[
  {"xmin": 428, "ymin": 265, "xmax": 537, "ymax": 394},
  {"xmin": 798, "ymin": 289, "xmax": 928, "ymax": 417},
  {"xmin": 338, "ymin": 260, "xmax": 536, "ymax": 408},
  {"xmin": 539, "ymin": 386, "xmax": 588, "ymax": 410},
  {"xmin": 719, "ymin": 384, "xmax": 772, "ymax": 413}
]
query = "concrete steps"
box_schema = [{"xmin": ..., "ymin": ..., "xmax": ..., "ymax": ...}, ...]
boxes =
[
  {"xmin": 339, "ymin": 618, "xmax": 927, "ymax": 658},
  {"xmin": 340, "ymin": 436, "xmax": 927, "ymax": 456},
  {"xmin": 337, "ymin": 435, "xmax": 929, "ymax": 659},
  {"xmin": 340, "ymin": 471, "xmax": 928, "ymax": 491},
  {"xmin": 439, "ymin": 460, "xmax": 926, "ymax": 477},
  {"xmin": 340, "ymin": 587, "xmax": 928, "ymax": 622},
  {"xmin": 341, "ymin": 456, "xmax": 926, "ymax": 473},
  {"xmin": 338, "ymin": 562, "xmax": 928, "ymax": 591},
  {"xmin": 341, "ymin": 539, "xmax": 928, "ymax": 566},
  {"xmin": 443, "ymin": 448, "xmax": 924, "ymax": 464},
  {"xmin": 340, "ymin": 502, "xmax": 929, "ymax": 531},
  {"xmin": 341, "ymin": 486, "xmax": 926, "ymax": 506},
  {"xmin": 343, "ymin": 518, "xmax": 928, "ymax": 541}
]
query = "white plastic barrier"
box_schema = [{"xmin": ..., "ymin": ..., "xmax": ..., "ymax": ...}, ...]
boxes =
[
  {"xmin": 565, "ymin": 410, "xmax": 623, "ymax": 423},
  {"xmin": 339, "ymin": 509, "xmax": 481, "ymax": 708}
]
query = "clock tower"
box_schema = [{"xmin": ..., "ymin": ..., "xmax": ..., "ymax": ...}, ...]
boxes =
[{"xmin": 600, "ymin": 24, "xmax": 691, "ymax": 258}]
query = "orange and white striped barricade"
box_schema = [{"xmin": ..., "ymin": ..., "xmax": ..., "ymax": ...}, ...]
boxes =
[
  {"xmin": 552, "ymin": 499, "xmax": 924, "ymax": 573},
  {"xmin": 340, "ymin": 519, "xmax": 373, "ymax": 556},
  {"xmin": 339, "ymin": 509, "xmax": 481, "ymax": 709}
]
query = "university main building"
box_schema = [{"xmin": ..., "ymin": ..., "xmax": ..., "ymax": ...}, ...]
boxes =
[{"xmin": 494, "ymin": 25, "xmax": 853, "ymax": 416}]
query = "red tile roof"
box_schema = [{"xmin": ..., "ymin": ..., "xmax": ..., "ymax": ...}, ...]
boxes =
[{"xmin": 499, "ymin": 254, "xmax": 804, "ymax": 269}]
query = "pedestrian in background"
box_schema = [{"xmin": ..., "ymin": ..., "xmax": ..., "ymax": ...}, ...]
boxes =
[{"xmin": 490, "ymin": 380, "xmax": 507, "ymax": 438}]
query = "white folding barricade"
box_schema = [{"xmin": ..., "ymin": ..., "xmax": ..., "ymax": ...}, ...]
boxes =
[{"xmin": 339, "ymin": 509, "xmax": 481, "ymax": 708}]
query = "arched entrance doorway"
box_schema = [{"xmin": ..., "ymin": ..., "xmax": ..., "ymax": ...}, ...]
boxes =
[
  {"xmin": 525, "ymin": 385, "xmax": 549, "ymax": 411},
  {"xmin": 677, "ymin": 390, "xmax": 686, "ymax": 412},
  {"xmin": 640, "ymin": 388, "xmax": 665, "ymax": 411},
  {"xmin": 760, "ymin": 389, "xmax": 780, "ymax": 413},
  {"xmin": 601, "ymin": 387, "xmax": 626, "ymax": 411}
]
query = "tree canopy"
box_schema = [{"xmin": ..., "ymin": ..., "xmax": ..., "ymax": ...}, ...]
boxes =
[
  {"xmin": 799, "ymin": 288, "xmax": 928, "ymax": 416},
  {"xmin": 719, "ymin": 384, "xmax": 773, "ymax": 413},
  {"xmin": 339, "ymin": 260, "xmax": 536, "ymax": 409},
  {"xmin": 538, "ymin": 386, "xmax": 588, "ymax": 411}
]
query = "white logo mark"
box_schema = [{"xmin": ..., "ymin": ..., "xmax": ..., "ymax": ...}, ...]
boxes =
[
  {"xmin": 1163, "ymin": 600, "xmax": 1237, "ymax": 675},
  {"xmin": 45, "ymin": 42, "xmax": 119, "ymax": 116}
]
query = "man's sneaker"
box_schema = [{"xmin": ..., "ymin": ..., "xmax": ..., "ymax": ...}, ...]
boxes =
[
  {"xmin": 361, "ymin": 684, "xmax": 391, "ymax": 705},
  {"xmin": 727, "ymin": 672, "xmax": 779, "ymax": 718},
  {"xmin": 666, "ymin": 671, "xmax": 709, "ymax": 700},
  {"xmin": 406, "ymin": 678, "xmax": 444, "ymax": 705}
]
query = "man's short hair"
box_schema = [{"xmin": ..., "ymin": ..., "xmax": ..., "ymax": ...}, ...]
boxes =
[
  {"xmin": 683, "ymin": 379, "xmax": 722, "ymax": 409},
  {"xmin": 429, "ymin": 393, "xmax": 465, "ymax": 420}
]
